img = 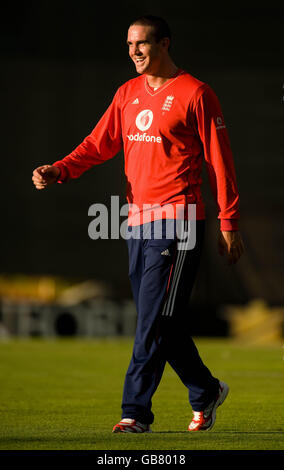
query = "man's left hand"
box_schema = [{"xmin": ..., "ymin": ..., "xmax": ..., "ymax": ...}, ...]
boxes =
[{"xmin": 218, "ymin": 231, "xmax": 244, "ymax": 265}]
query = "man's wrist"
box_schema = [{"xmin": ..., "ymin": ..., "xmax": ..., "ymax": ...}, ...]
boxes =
[
  {"xmin": 54, "ymin": 166, "xmax": 61, "ymax": 182},
  {"xmin": 53, "ymin": 162, "xmax": 67, "ymax": 183}
]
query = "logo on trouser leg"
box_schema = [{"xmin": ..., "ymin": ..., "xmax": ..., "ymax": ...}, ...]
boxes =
[{"xmin": 161, "ymin": 249, "xmax": 171, "ymax": 256}]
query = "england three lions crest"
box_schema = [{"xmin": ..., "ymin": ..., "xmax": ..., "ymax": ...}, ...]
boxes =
[{"xmin": 162, "ymin": 95, "xmax": 175, "ymax": 113}]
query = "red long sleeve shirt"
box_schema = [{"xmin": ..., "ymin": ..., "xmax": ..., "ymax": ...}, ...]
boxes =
[{"xmin": 53, "ymin": 70, "xmax": 240, "ymax": 230}]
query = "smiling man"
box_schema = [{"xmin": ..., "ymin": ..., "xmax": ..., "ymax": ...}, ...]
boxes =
[
  {"xmin": 32, "ymin": 15, "xmax": 244, "ymax": 433},
  {"xmin": 127, "ymin": 19, "xmax": 176, "ymax": 80}
]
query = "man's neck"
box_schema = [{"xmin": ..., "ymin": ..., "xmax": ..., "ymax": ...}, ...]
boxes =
[{"xmin": 145, "ymin": 62, "xmax": 179, "ymax": 89}]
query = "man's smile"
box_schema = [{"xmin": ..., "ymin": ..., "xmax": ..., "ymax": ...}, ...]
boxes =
[{"xmin": 134, "ymin": 57, "xmax": 146, "ymax": 65}]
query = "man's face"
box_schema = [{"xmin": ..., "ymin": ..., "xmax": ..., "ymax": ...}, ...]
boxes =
[{"xmin": 127, "ymin": 25, "xmax": 165, "ymax": 75}]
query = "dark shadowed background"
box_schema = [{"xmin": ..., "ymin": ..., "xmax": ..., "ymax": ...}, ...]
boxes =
[{"xmin": 1, "ymin": 2, "xmax": 284, "ymax": 335}]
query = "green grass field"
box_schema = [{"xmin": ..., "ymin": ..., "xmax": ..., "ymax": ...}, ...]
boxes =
[{"xmin": 0, "ymin": 337, "xmax": 283, "ymax": 450}]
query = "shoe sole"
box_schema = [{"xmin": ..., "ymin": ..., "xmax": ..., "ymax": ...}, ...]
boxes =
[
  {"xmin": 206, "ymin": 381, "xmax": 229, "ymax": 431},
  {"xmin": 112, "ymin": 425, "xmax": 152, "ymax": 433}
]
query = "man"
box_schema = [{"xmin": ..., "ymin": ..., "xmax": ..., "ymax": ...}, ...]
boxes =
[{"xmin": 32, "ymin": 15, "xmax": 244, "ymax": 433}]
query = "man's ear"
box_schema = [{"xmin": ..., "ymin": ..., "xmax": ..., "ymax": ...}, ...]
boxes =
[{"xmin": 160, "ymin": 37, "xmax": 170, "ymax": 50}]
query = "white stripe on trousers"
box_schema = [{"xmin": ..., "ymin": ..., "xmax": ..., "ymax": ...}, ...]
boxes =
[{"xmin": 162, "ymin": 221, "xmax": 189, "ymax": 317}]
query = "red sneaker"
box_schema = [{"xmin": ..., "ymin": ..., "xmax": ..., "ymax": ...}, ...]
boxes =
[
  {"xmin": 188, "ymin": 381, "xmax": 229, "ymax": 431},
  {"xmin": 112, "ymin": 418, "xmax": 152, "ymax": 433}
]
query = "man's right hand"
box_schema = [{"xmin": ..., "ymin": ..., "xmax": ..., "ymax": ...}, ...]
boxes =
[{"xmin": 32, "ymin": 165, "xmax": 60, "ymax": 190}]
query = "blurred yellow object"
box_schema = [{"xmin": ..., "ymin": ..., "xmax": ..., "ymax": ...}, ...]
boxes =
[
  {"xmin": 0, "ymin": 274, "xmax": 109, "ymax": 305},
  {"xmin": 0, "ymin": 274, "xmax": 71, "ymax": 303},
  {"xmin": 37, "ymin": 277, "xmax": 56, "ymax": 301},
  {"xmin": 222, "ymin": 299, "xmax": 284, "ymax": 344}
]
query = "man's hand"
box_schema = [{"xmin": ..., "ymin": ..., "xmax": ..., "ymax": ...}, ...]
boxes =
[
  {"xmin": 32, "ymin": 165, "xmax": 60, "ymax": 190},
  {"xmin": 218, "ymin": 230, "xmax": 244, "ymax": 265}
]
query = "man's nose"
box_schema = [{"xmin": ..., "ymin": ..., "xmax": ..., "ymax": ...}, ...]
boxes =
[{"xmin": 134, "ymin": 46, "xmax": 142, "ymax": 56}]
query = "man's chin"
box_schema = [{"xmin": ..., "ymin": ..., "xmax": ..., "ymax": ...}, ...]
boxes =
[
  {"xmin": 135, "ymin": 66, "xmax": 146, "ymax": 75},
  {"xmin": 134, "ymin": 62, "xmax": 149, "ymax": 75}
]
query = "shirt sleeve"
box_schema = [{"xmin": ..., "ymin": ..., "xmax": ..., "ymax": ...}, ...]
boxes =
[
  {"xmin": 194, "ymin": 84, "xmax": 240, "ymax": 231},
  {"xmin": 53, "ymin": 88, "xmax": 123, "ymax": 182}
]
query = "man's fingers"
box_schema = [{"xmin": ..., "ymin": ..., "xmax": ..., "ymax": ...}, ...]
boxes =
[
  {"xmin": 32, "ymin": 177, "xmax": 45, "ymax": 187},
  {"xmin": 32, "ymin": 165, "xmax": 57, "ymax": 190},
  {"xmin": 32, "ymin": 170, "xmax": 42, "ymax": 179},
  {"xmin": 228, "ymin": 243, "xmax": 243, "ymax": 264},
  {"xmin": 40, "ymin": 166, "xmax": 52, "ymax": 175},
  {"xmin": 32, "ymin": 167, "xmax": 52, "ymax": 184},
  {"xmin": 32, "ymin": 173, "xmax": 48, "ymax": 189},
  {"xmin": 34, "ymin": 180, "xmax": 47, "ymax": 187},
  {"xmin": 32, "ymin": 172, "xmax": 46, "ymax": 185},
  {"xmin": 33, "ymin": 165, "xmax": 52, "ymax": 181},
  {"xmin": 219, "ymin": 231, "xmax": 244, "ymax": 265},
  {"xmin": 32, "ymin": 175, "xmax": 43, "ymax": 183},
  {"xmin": 38, "ymin": 165, "xmax": 51, "ymax": 173}
]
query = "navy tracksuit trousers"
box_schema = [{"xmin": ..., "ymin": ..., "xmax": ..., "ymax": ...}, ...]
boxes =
[{"xmin": 121, "ymin": 219, "xmax": 219, "ymax": 424}]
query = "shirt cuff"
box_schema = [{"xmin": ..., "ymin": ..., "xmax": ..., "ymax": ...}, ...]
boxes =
[{"xmin": 220, "ymin": 219, "xmax": 239, "ymax": 231}]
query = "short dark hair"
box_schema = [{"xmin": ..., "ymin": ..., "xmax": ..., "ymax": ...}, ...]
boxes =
[{"xmin": 129, "ymin": 15, "xmax": 171, "ymax": 44}]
